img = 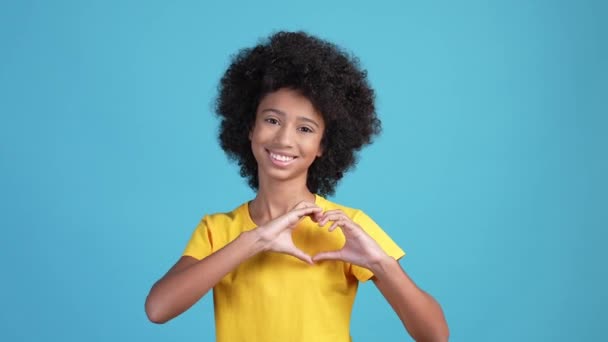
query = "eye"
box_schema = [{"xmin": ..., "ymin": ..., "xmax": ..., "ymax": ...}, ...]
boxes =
[
  {"xmin": 264, "ymin": 117, "xmax": 279, "ymax": 125},
  {"xmin": 298, "ymin": 126, "xmax": 314, "ymax": 133}
]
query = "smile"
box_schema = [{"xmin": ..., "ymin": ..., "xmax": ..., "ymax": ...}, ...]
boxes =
[{"xmin": 266, "ymin": 149, "xmax": 297, "ymax": 166}]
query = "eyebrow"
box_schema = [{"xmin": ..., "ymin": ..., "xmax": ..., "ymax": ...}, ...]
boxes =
[{"xmin": 261, "ymin": 108, "xmax": 321, "ymax": 128}]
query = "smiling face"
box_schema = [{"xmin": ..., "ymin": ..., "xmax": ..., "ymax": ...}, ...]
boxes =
[{"xmin": 249, "ymin": 88, "xmax": 325, "ymax": 188}]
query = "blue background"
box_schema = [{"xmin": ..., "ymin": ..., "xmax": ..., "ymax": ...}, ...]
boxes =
[{"xmin": 1, "ymin": 0, "xmax": 606, "ymax": 341}]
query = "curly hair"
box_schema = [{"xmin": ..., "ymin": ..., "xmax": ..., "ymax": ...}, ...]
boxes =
[{"xmin": 215, "ymin": 31, "xmax": 381, "ymax": 196}]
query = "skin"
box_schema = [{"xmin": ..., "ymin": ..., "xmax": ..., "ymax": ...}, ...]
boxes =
[{"xmin": 145, "ymin": 88, "xmax": 449, "ymax": 341}]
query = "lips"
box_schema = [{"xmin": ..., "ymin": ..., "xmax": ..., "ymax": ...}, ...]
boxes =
[{"xmin": 266, "ymin": 149, "xmax": 297, "ymax": 167}]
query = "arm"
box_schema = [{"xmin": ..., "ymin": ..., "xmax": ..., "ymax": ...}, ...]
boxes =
[
  {"xmin": 145, "ymin": 204, "xmax": 322, "ymax": 324},
  {"xmin": 371, "ymin": 257, "xmax": 449, "ymax": 342},
  {"xmin": 312, "ymin": 210, "xmax": 449, "ymax": 341},
  {"xmin": 145, "ymin": 230, "xmax": 264, "ymax": 324}
]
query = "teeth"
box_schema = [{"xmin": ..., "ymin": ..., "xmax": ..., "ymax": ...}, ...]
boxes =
[{"xmin": 270, "ymin": 152, "xmax": 294, "ymax": 162}]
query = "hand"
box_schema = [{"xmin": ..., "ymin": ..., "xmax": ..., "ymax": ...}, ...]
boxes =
[
  {"xmin": 253, "ymin": 201, "xmax": 322, "ymax": 264},
  {"xmin": 312, "ymin": 210, "xmax": 388, "ymax": 269}
]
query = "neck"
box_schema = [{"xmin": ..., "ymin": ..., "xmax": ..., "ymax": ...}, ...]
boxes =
[{"xmin": 249, "ymin": 173, "xmax": 316, "ymax": 225}]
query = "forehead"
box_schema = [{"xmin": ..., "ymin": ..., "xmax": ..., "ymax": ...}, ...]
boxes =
[{"xmin": 257, "ymin": 88, "xmax": 324, "ymax": 124}]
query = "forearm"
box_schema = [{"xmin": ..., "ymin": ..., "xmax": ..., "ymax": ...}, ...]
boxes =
[
  {"xmin": 371, "ymin": 257, "xmax": 449, "ymax": 342},
  {"xmin": 145, "ymin": 230, "xmax": 264, "ymax": 323}
]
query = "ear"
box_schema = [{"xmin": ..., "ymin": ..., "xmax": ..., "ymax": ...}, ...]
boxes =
[
  {"xmin": 316, "ymin": 136, "xmax": 325, "ymax": 157},
  {"xmin": 316, "ymin": 145, "xmax": 324, "ymax": 158}
]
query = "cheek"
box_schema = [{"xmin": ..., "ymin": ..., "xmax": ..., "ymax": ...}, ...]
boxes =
[
  {"xmin": 249, "ymin": 126, "xmax": 265, "ymax": 144},
  {"xmin": 306, "ymin": 138, "xmax": 324, "ymax": 157}
]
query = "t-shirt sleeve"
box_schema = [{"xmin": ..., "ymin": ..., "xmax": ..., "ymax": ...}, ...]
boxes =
[
  {"xmin": 182, "ymin": 215, "xmax": 214, "ymax": 260},
  {"xmin": 350, "ymin": 210, "xmax": 405, "ymax": 282}
]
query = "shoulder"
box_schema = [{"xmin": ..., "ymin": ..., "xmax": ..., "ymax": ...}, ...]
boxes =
[
  {"xmin": 201, "ymin": 200, "xmax": 254, "ymax": 230},
  {"xmin": 189, "ymin": 200, "xmax": 255, "ymax": 249}
]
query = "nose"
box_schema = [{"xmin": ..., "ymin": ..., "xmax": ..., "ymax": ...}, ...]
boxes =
[{"xmin": 273, "ymin": 124, "xmax": 295, "ymax": 147}]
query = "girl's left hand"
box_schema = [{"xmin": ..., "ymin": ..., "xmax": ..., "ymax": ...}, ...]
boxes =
[{"xmin": 312, "ymin": 210, "xmax": 389, "ymax": 270}]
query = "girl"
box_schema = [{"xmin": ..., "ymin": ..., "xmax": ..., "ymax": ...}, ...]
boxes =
[{"xmin": 145, "ymin": 31, "xmax": 448, "ymax": 342}]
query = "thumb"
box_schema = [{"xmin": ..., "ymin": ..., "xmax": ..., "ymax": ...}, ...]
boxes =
[
  {"xmin": 287, "ymin": 247, "xmax": 314, "ymax": 265},
  {"xmin": 312, "ymin": 250, "xmax": 342, "ymax": 263}
]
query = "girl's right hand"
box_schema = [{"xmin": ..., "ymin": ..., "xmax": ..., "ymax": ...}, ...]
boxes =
[{"xmin": 253, "ymin": 201, "xmax": 322, "ymax": 264}]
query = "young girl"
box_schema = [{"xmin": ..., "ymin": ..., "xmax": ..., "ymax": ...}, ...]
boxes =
[{"xmin": 145, "ymin": 31, "xmax": 449, "ymax": 342}]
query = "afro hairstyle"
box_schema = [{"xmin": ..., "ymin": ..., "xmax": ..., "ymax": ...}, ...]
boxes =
[{"xmin": 215, "ymin": 31, "xmax": 381, "ymax": 196}]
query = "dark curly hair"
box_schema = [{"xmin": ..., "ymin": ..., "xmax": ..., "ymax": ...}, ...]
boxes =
[{"xmin": 215, "ymin": 31, "xmax": 381, "ymax": 196}]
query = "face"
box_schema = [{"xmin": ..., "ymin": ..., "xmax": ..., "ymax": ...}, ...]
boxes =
[{"xmin": 249, "ymin": 88, "xmax": 325, "ymax": 185}]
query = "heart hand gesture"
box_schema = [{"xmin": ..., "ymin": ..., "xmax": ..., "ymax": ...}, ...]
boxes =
[
  {"xmin": 312, "ymin": 210, "xmax": 388, "ymax": 270},
  {"xmin": 253, "ymin": 201, "xmax": 322, "ymax": 264}
]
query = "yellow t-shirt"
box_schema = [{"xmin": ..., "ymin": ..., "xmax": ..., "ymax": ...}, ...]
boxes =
[{"xmin": 183, "ymin": 194, "xmax": 405, "ymax": 342}]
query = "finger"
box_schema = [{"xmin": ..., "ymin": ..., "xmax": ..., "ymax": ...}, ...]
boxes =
[
  {"xmin": 319, "ymin": 213, "xmax": 347, "ymax": 226},
  {"xmin": 312, "ymin": 250, "xmax": 342, "ymax": 263},
  {"xmin": 317, "ymin": 210, "xmax": 339, "ymax": 222},
  {"xmin": 289, "ymin": 206, "xmax": 323, "ymax": 219},
  {"xmin": 297, "ymin": 202, "xmax": 323, "ymax": 222},
  {"xmin": 292, "ymin": 201, "xmax": 317, "ymax": 210},
  {"xmin": 287, "ymin": 248, "xmax": 314, "ymax": 265},
  {"xmin": 286, "ymin": 206, "xmax": 323, "ymax": 226},
  {"xmin": 321, "ymin": 209, "xmax": 344, "ymax": 216},
  {"xmin": 268, "ymin": 206, "xmax": 322, "ymax": 233},
  {"xmin": 292, "ymin": 206, "xmax": 323, "ymax": 218},
  {"xmin": 328, "ymin": 220, "xmax": 344, "ymax": 232},
  {"xmin": 311, "ymin": 211, "xmax": 324, "ymax": 222}
]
